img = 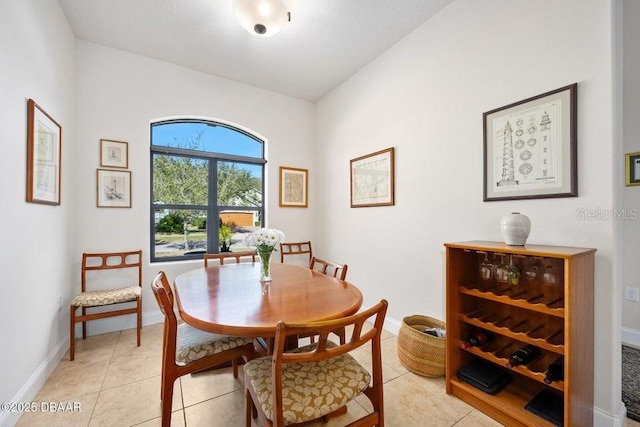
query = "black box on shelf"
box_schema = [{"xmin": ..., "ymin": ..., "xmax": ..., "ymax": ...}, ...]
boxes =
[
  {"xmin": 525, "ymin": 389, "xmax": 564, "ymax": 426},
  {"xmin": 457, "ymin": 358, "xmax": 512, "ymax": 395}
]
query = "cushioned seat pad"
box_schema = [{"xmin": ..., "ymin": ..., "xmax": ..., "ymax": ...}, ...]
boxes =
[
  {"xmin": 244, "ymin": 342, "xmax": 371, "ymax": 425},
  {"xmin": 70, "ymin": 286, "xmax": 141, "ymax": 307},
  {"xmin": 176, "ymin": 323, "xmax": 254, "ymax": 365}
]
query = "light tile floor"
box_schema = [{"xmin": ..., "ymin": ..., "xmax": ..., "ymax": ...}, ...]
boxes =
[{"xmin": 15, "ymin": 324, "xmax": 640, "ymax": 427}]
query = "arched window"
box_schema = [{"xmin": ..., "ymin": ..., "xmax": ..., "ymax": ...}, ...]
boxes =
[{"xmin": 150, "ymin": 119, "xmax": 265, "ymax": 262}]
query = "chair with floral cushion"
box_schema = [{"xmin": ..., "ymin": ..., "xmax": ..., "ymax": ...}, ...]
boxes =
[
  {"xmin": 203, "ymin": 251, "xmax": 256, "ymax": 267},
  {"xmin": 70, "ymin": 250, "xmax": 143, "ymax": 361},
  {"xmin": 152, "ymin": 271, "xmax": 255, "ymax": 427},
  {"xmin": 244, "ymin": 299, "xmax": 388, "ymax": 427}
]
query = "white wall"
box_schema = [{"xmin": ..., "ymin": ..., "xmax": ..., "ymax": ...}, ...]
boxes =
[
  {"xmin": 0, "ymin": 0, "xmax": 76, "ymax": 424},
  {"xmin": 317, "ymin": 0, "xmax": 622, "ymax": 423},
  {"xmin": 72, "ymin": 41, "xmax": 317, "ymax": 332},
  {"xmin": 622, "ymin": 0, "xmax": 640, "ymax": 346}
]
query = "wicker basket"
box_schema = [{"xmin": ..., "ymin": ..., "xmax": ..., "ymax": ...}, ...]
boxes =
[{"xmin": 397, "ymin": 315, "xmax": 446, "ymax": 377}]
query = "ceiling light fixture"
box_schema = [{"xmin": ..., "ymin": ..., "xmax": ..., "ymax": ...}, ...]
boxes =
[{"xmin": 233, "ymin": 0, "xmax": 290, "ymax": 37}]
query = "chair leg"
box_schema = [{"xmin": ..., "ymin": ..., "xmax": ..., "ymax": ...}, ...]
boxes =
[
  {"xmin": 81, "ymin": 307, "xmax": 87, "ymax": 340},
  {"xmin": 338, "ymin": 327, "xmax": 346, "ymax": 345},
  {"xmin": 245, "ymin": 389, "xmax": 255, "ymax": 427},
  {"xmin": 137, "ymin": 297, "xmax": 142, "ymax": 347},
  {"xmin": 161, "ymin": 324, "xmax": 167, "ymax": 399},
  {"xmin": 232, "ymin": 359, "xmax": 239, "ymax": 378},
  {"xmin": 69, "ymin": 306, "xmax": 76, "ymax": 361},
  {"xmin": 161, "ymin": 377, "xmax": 174, "ymax": 427}
]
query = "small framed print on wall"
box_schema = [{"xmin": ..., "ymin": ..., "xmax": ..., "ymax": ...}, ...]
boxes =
[
  {"xmin": 279, "ymin": 166, "xmax": 308, "ymax": 207},
  {"xmin": 100, "ymin": 139, "xmax": 128, "ymax": 169},
  {"xmin": 26, "ymin": 99, "xmax": 62, "ymax": 205},
  {"xmin": 97, "ymin": 169, "xmax": 131, "ymax": 208},
  {"xmin": 350, "ymin": 147, "xmax": 395, "ymax": 208},
  {"xmin": 625, "ymin": 152, "xmax": 640, "ymax": 186}
]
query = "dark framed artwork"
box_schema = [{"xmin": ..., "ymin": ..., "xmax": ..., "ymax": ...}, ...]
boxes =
[
  {"xmin": 483, "ymin": 83, "xmax": 577, "ymax": 201},
  {"xmin": 26, "ymin": 99, "xmax": 62, "ymax": 205},
  {"xmin": 350, "ymin": 147, "xmax": 395, "ymax": 208}
]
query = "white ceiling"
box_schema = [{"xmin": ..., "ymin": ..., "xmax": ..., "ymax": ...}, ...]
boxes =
[{"xmin": 58, "ymin": 0, "xmax": 452, "ymax": 101}]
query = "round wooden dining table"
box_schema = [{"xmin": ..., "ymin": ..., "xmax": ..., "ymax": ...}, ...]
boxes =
[{"xmin": 173, "ymin": 262, "xmax": 363, "ymax": 339}]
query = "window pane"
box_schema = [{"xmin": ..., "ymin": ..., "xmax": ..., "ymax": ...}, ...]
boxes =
[
  {"xmin": 154, "ymin": 209, "xmax": 207, "ymax": 259},
  {"xmin": 219, "ymin": 210, "xmax": 262, "ymax": 253},
  {"xmin": 153, "ymin": 154, "xmax": 208, "ymax": 205},
  {"xmin": 217, "ymin": 161, "xmax": 263, "ymax": 207},
  {"xmin": 152, "ymin": 122, "xmax": 263, "ymax": 158}
]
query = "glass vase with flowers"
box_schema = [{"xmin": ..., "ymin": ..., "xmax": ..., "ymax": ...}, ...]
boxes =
[{"xmin": 245, "ymin": 228, "xmax": 285, "ymax": 283}]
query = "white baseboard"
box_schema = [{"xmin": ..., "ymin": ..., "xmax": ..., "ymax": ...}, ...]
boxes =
[
  {"xmin": 622, "ymin": 327, "xmax": 640, "ymax": 347},
  {"xmin": 594, "ymin": 402, "xmax": 627, "ymax": 427},
  {"xmin": 0, "ymin": 337, "xmax": 69, "ymax": 427},
  {"xmin": 0, "ymin": 311, "xmax": 165, "ymax": 427},
  {"xmin": 384, "ymin": 316, "xmax": 401, "ymax": 336}
]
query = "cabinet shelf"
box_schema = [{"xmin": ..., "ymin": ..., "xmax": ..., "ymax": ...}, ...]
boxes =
[
  {"xmin": 445, "ymin": 241, "xmax": 595, "ymax": 426},
  {"xmin": 449, "ymin": 377, "xmax": 557, "ymax": 427},
  {"xmin": 461, "ymin": 343, "xmax": 564, "ymax": 392},
  {"xmin": 458, "ymin": 312, "xmax": 564, "ymax": 354},
  {"xmin": 459, "ymin": 284, "xmax": 565, "ymax": 318}
]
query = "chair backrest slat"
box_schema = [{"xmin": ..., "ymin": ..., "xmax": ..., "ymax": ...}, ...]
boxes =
[
  {"xmin": 81, "ymin": 250, "xmax": 142, "ymax": 292},
  {"xmin": 279, "ymin": 241, "xmax": 312, "ymax": 263},
  {"xmin": 273, "ymin": 300, "xmax": 387, "ymax": 364},
  {"xmin": 151, "ymin": 271, "xmax": 178, "ymax": 335},
  {"xmin": 203, "ymin": 251, "xmax": 256, "ymax": 267},
  {"xmin": 309, "ymin": 256, "xmax": 348, "ymax": 281}
]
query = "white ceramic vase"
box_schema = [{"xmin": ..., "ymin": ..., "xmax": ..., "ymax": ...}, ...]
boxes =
[{"xmin": 500, "ymin": 212, "xmax": 531, "ymax": 246}]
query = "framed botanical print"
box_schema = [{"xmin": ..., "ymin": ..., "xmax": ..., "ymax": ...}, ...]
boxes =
[{"xmin": 26, "ymin": 99, "xmax": 62, "ymax": 205}]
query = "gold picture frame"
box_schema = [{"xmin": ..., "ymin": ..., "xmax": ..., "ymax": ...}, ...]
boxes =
[
  {"xmin": 625, "ymin": 152, "xmax": 640, "ymax": 186},
  {"xmin": 97, "ymin": 169, "xmax": 131, "ymax": 208},
  {"xmin": 100, "ymin": 139, "xmax": 128, "ymax": 169},
  {"xmin": 26, "ymin": 99, "xmax": 62, "ymax": 205},
  {"xmin": 279, "ymin": 166, "xmax": 308, "ymax": 208},
  {"xmin": 350, "ymin": 147, "xmax": 395, "ymax": 208}
]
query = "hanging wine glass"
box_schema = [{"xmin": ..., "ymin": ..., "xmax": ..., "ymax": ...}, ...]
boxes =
[
  {"xmin": 478, "ymin": 252, "xmax": 494, "ymax": 287},
  {"xmin": 522, "ymin": 256, "xmax": 542, "ymax": 285},
  {"xmin": 494, "ymin": 254, "xmax": 510, "ymax": 287},
  {"xmin": 543, "ymin": 258, "xmax": 560, "ymax": 286},
  {"xmin": 508, "ymin": 255, "xmax": 520, "ymax": 286}
]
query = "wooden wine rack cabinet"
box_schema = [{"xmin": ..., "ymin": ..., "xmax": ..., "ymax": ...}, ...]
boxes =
[{"xmin": 444, "ymin": 241, "xmax": 595, "ymax": 426}]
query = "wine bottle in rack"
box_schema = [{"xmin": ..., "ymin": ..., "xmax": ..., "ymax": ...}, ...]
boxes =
[
  {"xmin": 544, "ymin": 356, "xmax": 564, "ymax": 384},
  {"xmin": 505, "ymin": 344, "xmax": 541, "ymax": 369},
  {"xmin": 461, "ymin": 331, "xmax": 494, "ymax": 349}
]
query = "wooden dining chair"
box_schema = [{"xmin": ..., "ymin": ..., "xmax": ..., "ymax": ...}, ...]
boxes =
[
  {"xmin": 151, "ymin": 271, "xmax": 255, "ymax": 427},
  {"xmin": 309, "ymin": 256, "xmax": 348, "ymax": 280},
  {"xmin": 203, "ymin": 251, "xmax": 256, "ymax": 267},
  {"xmin": 244, "ymin": 299, "xmax": 388, "ymax": 427},
  {"xmin": 279, "ymin": 241, "xmax": 312, "ymax": 264},
  {"xmin": 70, "ymin": 250, "xmax": 142, "ymax": 361},
  {"xmin": 307, "ymin": 256, "xmax": 349, "ymax": 344}
]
